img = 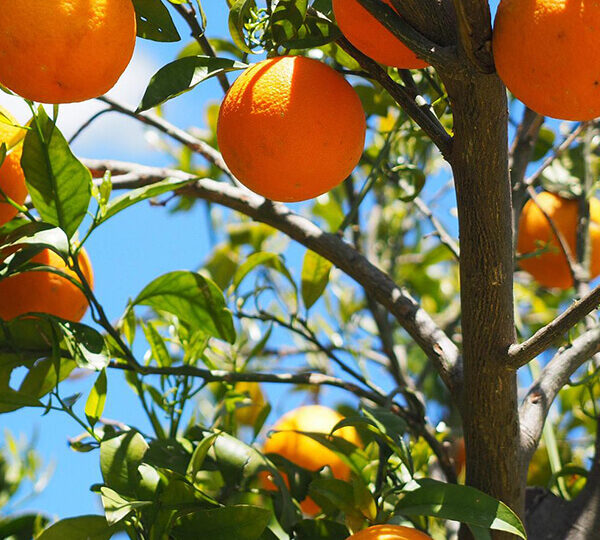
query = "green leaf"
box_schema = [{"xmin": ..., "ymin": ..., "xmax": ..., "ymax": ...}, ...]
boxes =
[
  {"xmin": 270, "ymin": 0, "xmax": 308, "ymax": 44},
  {"xmin": 172, "ymin": 505, "xmax": 271, "ymax": 540},
  {"xmin": 36, "ymin": 515, "xmax": 120, "ymax": 540},
  {"xmin": 292, "ymin": 519, "xmax": 349, "ymax": 540},
  {"xmin": 228, "ymin": 0, "xmax": 256, "ymax": 53},
  {"xmin": 138, "ymin": 56, "xmax": 246, "ymax": 111},
  {"xmin": 100, "ymin": 431, "xmax": 149, "ymax": 497},
  {"xmin": 301, "ymin": 250, "xmax": 332, "ymax": 309},
  {"xmin": 22, "ymin": 108, "xmax": 91, "ymax": 238},
  {"xmin": 395, "ymin": 479, "xmax": 527, "ymax": 539},
  {"xmin": 131, "ymin": 0, "xmax": 181, "ymax": 42},
  {"xmin": 97, "ymin": 176, "xmax": 199, "ymax": 226},
  {"xmin": 142, "ymin": 322, "xmax": 171, "ymax": 367},
  {"xmin": 233, "ymin": 252, "xmax": 297, "ymax": 292},
  {"xmin": 186, "ymin": 433, "xmax": 219, "ymax": 480},
  {"xmin": 0, "ymin": 513, "xmax": 49, "ymax": 540},
  {"xmin": 0, "ymin": 222, "xmax": 68, "ymax": 256},
  {"xmin": 99, "ymin": 486, "xmax": 152, "ymax": 526},
  {"xmin": 85, "ymin": 369, "xmax": 107, "ymax": 428},
  {"xmin": 133, "ymin": 271, "xmax": 235, "ymax": 343}
]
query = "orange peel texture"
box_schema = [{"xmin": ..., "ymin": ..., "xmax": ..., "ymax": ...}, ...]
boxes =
[
  {"xmin": 0, "ymin": 0, "xmax": 137, "ymax": 104},
  {"xmin": 217, "ymin": 56, "xmax": 366, "ymax": 202}
]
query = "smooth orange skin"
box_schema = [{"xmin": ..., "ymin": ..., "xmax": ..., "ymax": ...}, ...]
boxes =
[
  {"xmin": 217, "ymin": 56, "xmax": 366, "ymax": 202},
  {"xmin": 0, "ymin": 0, "xmax": 137, "ymax": 104},
  {"xmin": 0, "ymin": 115, "xmax": 28, "ymax": 226},
  {"xmin": 0, "ymin": 145, "xmax": 26, "ymax": 227},
  {"xmin": 333, "ymin": 0, "xmax": 428, "ymax": 69},
  {"xmin": 517, "ymin": 192, "xmax": 600, "ymax": 289},
  {"xmin": 493, "ymin": 0, "xmax": 600, "ymax": 120},
  {"xmin": 0, "ymin": 248, "xmax": 94, "ymax": 322},
  {"xmin": 347, "ymin": 524, "xmax": 432, "ymax": 539},
  {"xmin": 261, "ymin": 405, "xmax": 360, "ymax": 515}
]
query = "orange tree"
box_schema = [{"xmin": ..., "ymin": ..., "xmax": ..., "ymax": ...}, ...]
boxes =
[{"xmin": 1, "ymin": 1, "xmax": 600, "ymax": 539}]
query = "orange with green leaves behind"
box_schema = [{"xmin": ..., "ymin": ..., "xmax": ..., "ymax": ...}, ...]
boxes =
[
  {"xmin": 493, "ymin": 0, "xmax": 600, "ymax": 120},
  {"xmin": 0, "ymin": 109, "xmax": 27, "ymax": 226},
  {"xmin": 217, "ymin": 56, "xmax": 366, "ymax": 202},
  {"xmin": 261, "ymin": 404, "xmax": 360, "ymax": 515},
  {"xmin": 0, "ymin": 0, "xmax": 137, "ymax": 104},
  {"xmin": 347, "ymin": 524, "xmax": 433, "ymax": 539},
  {"xmin": 333, "ymin": 0, "xmax": 428, "ymax": 69},
  {"xmin": 517, "ymin": 191, "xmax": 600, "ymax": 289},
  {"xmin": 0, "ymin": 248, "xmax": 93, "ymax": 322}
]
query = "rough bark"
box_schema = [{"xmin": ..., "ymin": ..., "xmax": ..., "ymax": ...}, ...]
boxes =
[{"xmin": 441, "ymin": 67, "xmax": 522, "ymax": 535}]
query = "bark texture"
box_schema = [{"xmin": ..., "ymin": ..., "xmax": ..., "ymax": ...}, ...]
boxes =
[{"xmin": 442, "ymin": 68, "xmax": 522, "ymax": 535}]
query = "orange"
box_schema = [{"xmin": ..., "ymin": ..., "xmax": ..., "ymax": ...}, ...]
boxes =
[
  {"xmin": 0, "ymin": 248, "xmax": 93, "ymax": 321},
  {"xmin": 217, "ymin": 56, "xmax": 366, "ymax": 202},
  {"xmin": 517, "ymin": 192, "xmax": 600, "ymax": 289},
  {"xmin": 261, "ymin": 405, "xmax": 360, "ymax": 515},
  {"xmin": 333, "ymin": 0, "xmax": 428, "ymax": 69},
  {"xmin": 0, "ymin": 110, "xmax": 27, "ymax": 226},
  {"xmin": 0, "ymin": 0, "xmax": 137, "ymax": 104},
  {"xmin": 347, "ymin": 524, "xmax": 432, "ymax": 539},
  {"xmin": 493, "ymin": 0, "xmax": 600, "ymax": 120},
  {"xmin": 234, "ymin": 382, "xmax": 266, "ymax": 427}
]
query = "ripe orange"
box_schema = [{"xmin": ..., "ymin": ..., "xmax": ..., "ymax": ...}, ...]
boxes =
[
  {"xmin": 0, "ymin": 248, "xmax": 93, "ymax": 321},
  {"xmin": 0, "ymin": 110, "xmax": 27, "ymax": 226},
  {"xmin": 217, "ymin": 56, "xmax": 366, "ymax": 202},
  {"xmin": 347, "ymin": 524, "xmax": 432, "ymax": 539},
  {"xmin": 517, "ymin": 192, "xmax": 600, "ymax": 289},
  {"xmin": 234, "ymin": 382, "xmax": 266, "ymax": 427},
  {"xmin": 493, "ymin": 0, "xmax": 600, "ymax": 120},
  {"xmin": 333, "ymin": 0, "xmax": 428, "ymax": 69},
  {"xmin": 0, "ymin": 0, "xmax": 137, "ymax": 104},
  {"xmin": 261, "ymin": 405, "xmax": 360, "ymax": 515}
]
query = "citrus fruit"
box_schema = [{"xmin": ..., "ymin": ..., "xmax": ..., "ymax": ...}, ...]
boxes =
[
  {"xmin": 0, "ymin": 0, "xmax": 137, "ymax": 104},
  {"xmin": 0, "ymin": 248, "xmax": 94, "ymax": 321},
  {"xmin": 493, "ymin": 0, "xmax": 600, "ymax": 120},
  {"xmin": 0, "ymin": 110, "xmax": 27, "ymax": 226},
  {"xmin": 261, "ymin": 404, "xmax": 360, "ymax": 515},
  {"xmin": 347, "ymin": 524, "xmax": 432, "ymax": 539},
  {"xmin": 517, "ymin": 192, "xmax": 600, "ymax": 289},
  {"xmin": 333, "ymin": 0, "xmax": 428, "ymax": 69},
  {"xmin": 234, "ymin": 382, "xmax": 266, "ymax": 427},
  {"xmin": 217, "ymin": 56, "xmax": 366, "ymax": 202}
]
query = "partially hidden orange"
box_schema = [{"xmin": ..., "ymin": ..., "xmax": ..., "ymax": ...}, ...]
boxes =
[
  {"xmin": 493, "ymin": 0, "xmax": 600, "ymax": 120},
  {"xmin": 234, "ymin": 382, "xmax": 266, "ymax": 427},
  {"xmin": 0, "ymin": 0, "xmax": 137, "ymax": 104},
  {"xmin": 0, "ymin": 248, "xmax": 94, "ymax": 322},
  {"xmin": 333, "ymin": 0, "xmax": 428, "ymax": 69},
  {"xmin": 0, "ymin": 110, "xmax": 27, "ymax": 226},
  {"xmin": 217, "ymin": 56, "xmax": 366, "ymax": 202},
  {"xmin": 261, "ymin": 405, "xmax": 360, "ymax": 515},
  {"xmin": 517, "ymin": 192, "xmax": 600, "ymax": 289},
  {"xmin": 347, "ymin": 524, "xmax": 432, "ymax": 539}
]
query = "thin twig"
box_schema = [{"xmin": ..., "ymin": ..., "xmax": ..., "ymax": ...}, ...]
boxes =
[{"xmin": 509, "ymin": 284, "xmax": 600, "ymax": 368}]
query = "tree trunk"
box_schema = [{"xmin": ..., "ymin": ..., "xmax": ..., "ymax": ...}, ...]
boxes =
[{"xmin": 442, "ymin": 69, "xmax": 523, "ymax": 536}]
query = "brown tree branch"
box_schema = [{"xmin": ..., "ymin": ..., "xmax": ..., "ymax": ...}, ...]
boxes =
[
  {"xmin": 81, "ymin": 158, "xmax": 463, "ymax": 396},
  {"xmin": 451, "ymin": 0, "xmax": 495, "ymax": 73},
  {"xmin": 171, "ymin": 3, "xmax": 230, "ymax": 94},
  {"xmin": 96, "ymin": 96, "xmax": 233, "ymax": 179},
  {"xmin": 357, "ymin": 0, "xmax": 458, "ymax": 67},
  {"xmin": 509, "ymin": 284, "xmax": 600, "ymax": 368},
  {"xmin": 519, "ymin": 326, "xmax": 600, "ymax": 465},
  {"xmin": 335, "ymin": 37, "xmax": 453, "ymax": 160}
]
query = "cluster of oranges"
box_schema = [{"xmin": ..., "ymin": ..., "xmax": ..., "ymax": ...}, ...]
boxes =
[
  {"xmin": 0, "ymin": 109, "xmax": 94, "ymax": 322},
  {"xmin": 0, "ymin": 0, "xmax": 135, "ymax": 322}
]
